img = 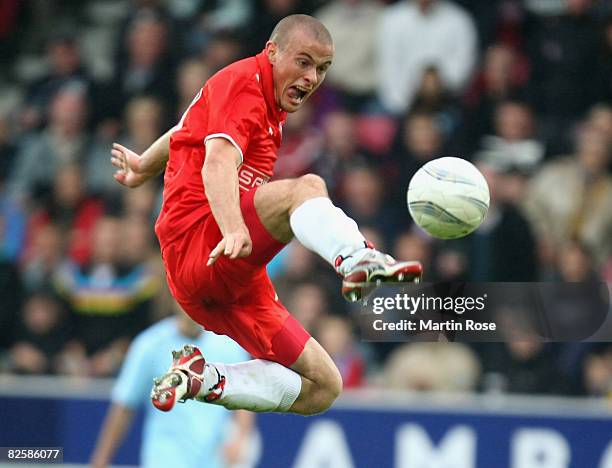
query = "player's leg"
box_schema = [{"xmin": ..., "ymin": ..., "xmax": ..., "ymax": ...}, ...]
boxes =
[
  {"xmin": 201, "ymin": 336, "xmax": 341, "ymax": 415},
  {"xmin": 254, "ymin": 174, "xmax": 423, "ymax": 300},
  {"xmin": 288, "ymin": 337, "xmax": 343, "ymax": 415},
  {"xmin": 152, "ymin": 338, "xmax": 341, "ymax": 415}
]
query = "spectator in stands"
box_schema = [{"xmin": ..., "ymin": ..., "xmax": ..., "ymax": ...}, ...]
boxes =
[
  {"xmin": 106, "ymin": 10, "xmax": 175, "ymax": 119},
  {"xmin": 465, "ymin": 162, "xmax": 538, "ymax": 281},
  {"xmin": 23, "ymin": 164, "xmax": 105, "ymax": 268},
  {"xmin": 121, "ymin": 181, "xmax": 160, "ymax": 226},
  {"xmin": 463, "ymin": 44, "xmax": 530, "ymax": 151},
  {"xmin": 525, "ymin": 0, "xmax": 600, "ymax": 149},
  {"xmin": 393, "ymin": 229, "xmax": 431, "ymax": 274},
  {"xmin": 409, "ymin": 66, "xmax": 462, "ymax": 139},
  {"xmin": 20, "ymin": 30, "xmax": 92, "ymax": 132},
  {"xmin": 376, "ymin": 0, "xmax": 477, "ymax": 115},
  {"xmin": 388, "ymin": 112, "xmax": 446, "ymax": 205},
  {"xmin": 273, "ymin": 101, "xmax": 324, "ymax": 179},
  {"xmin": 201, "ymin": 32, "xmax": 245, "ymax": 73},
  {"xmin": 424, "ymin": 161, "xmax": 538, "ymax": 282},
  {"xmin": 541, "ymin": 242, "xmax": 608, "ymax": 383},
  {"xmin": 8, "ymin": 85, "xmax": 110, "ymax": 202},
  {"xmin": 91, "ymin": 304, "xmax": 257, "ymax": 468},
  {"xmin": 384, "ymin": 342, "xmax": 481, "ymax": 391},
  {"xmin": 483, "ymin": 340, "xmax": 564, "ymax": 394},
  {"xmin": 272, "ymin": 240, "xmax": 346, "ymax": 319},
  {"xmin": 9, "ymin": 291, "xmax": 70, "ymax": 374},
  {"xmin": 271, "ymin": 241, "xmax": 318, "ymax": 286},
  {"xmin": 313, "ymin": 110, "xmax": 370, "ymax": 197},
  {"xmin": 91, "ymin": 95, "xmax": 167, "ymax": 199},
  {"xmin": 175, "ymin": 59, "xmax": 211, "ymax": 120},
  {"xmin": 524, "ymin": 123, "xmax": 612, "ymax": 270},
  {"xmin": 315, "ymin": 0, "xmax": 384, "ymax": 111},
  {"xmin": 284, "ymin": 282, "xmax": 330, "ymax": 334},
  {"xmin": 316, "ymin": 315, "xmax": 365, "ymax": 388},
  {"xmin": 473, "ymin": 100, "xmax": 544, "ymax": 175},
  {"xmin": 120, "ymin": 96, "xmax": 165, "ymax": 157},
  {"xmin": 339, "ymin": 165, "xmax": 403, "ymax": 243},
  {"xmin": 582, "ymin": 344, "xmax": 612, "ymax": 398},
  {"xmin": 54, "ymin": 216, "xmax": 159, "ymax": 376},
  {"xmin": 20, "ymin": 223, "xmax": 64, "ymax": 292},
  {"xmin": 119, "ymin": 216, "xmax": 158, "ymax": 268},
  {"xmin": 586, "ymin": 104, "xmax": 612, "ymax": 148}
]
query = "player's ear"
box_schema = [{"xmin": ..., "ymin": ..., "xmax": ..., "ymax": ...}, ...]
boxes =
[{"xmin": 266, "ymin": 41, "xmax": 278, "ymax": 64}]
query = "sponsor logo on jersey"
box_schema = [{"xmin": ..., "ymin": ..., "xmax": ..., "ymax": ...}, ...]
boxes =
[{"xmin": 238, "ymin": 163, "xmax": 270, "ymax": 192}]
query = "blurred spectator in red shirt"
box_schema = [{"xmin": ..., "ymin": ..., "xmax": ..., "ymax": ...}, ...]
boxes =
[{"xmin": 23, "ymin": 164, "xmax": 105, "ymax": 268}]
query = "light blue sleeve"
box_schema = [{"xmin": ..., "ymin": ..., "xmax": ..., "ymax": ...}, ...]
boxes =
[{"xmin": 111, "ymin": 334, "xmax": 156, "ymax": 409}]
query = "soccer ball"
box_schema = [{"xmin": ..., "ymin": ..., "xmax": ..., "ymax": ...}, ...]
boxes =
[{"xmin": 407, "ymin": 157, "xmax": 490, "ymax": 240}]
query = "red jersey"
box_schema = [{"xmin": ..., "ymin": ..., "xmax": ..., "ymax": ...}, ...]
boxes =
[{"xmin": 155, "ymin": 51, "xmax": 287, "ymax": 246}]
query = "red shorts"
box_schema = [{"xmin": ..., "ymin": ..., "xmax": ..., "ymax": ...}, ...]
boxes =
[{"xmin": 160, "ymin": 188, "xmax": 310, "ymax": 367}]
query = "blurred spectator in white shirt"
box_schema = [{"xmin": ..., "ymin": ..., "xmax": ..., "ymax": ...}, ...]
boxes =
[
  {"xmin": 316, "ymin": 0, "xmax": 384, "ymax": 110},
  {"xmin": 376, "ymin": 0, "xmax": 477, "ymax": 115},
  {"xmin": 524, "ymin": 124, "xmax": 612, "ymax": 271}
]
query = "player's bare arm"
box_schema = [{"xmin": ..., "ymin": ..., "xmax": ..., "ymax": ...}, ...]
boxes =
[
  {"xmin": 90, "ymin": 403, "xmax": 134, "ymax": 468},
  {"xmin": 203, "ymin": 138, "xmax": 252, "ymax": 265},
  {"xmin": 222, "ymin": 410, "xmax": 255, "ymax": 465},
  {"xmin": 111, "ymin": 128, "xmax": 174, "ymax": 188}
]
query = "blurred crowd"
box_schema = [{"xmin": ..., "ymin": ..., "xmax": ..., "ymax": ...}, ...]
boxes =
[{"xmin": 0, "ymin": 0, "xmax": 611, "ymax": 399}]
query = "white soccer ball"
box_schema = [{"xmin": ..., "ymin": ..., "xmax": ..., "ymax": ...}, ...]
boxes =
[{"xmin": 407, "ymin": 157, "xmax": 490, "ymax": 240}]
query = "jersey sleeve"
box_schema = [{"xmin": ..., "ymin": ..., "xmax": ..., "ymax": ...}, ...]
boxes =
[
  {"xmin": 204, "ymin": 75, "xmax": 264, "ymax": 162},
  {"xmin": 179, "ymin": 73, "xmax": 263, "ymax": 163}
]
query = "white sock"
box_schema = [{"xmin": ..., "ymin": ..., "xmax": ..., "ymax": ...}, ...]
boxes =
[
  {"xmin": 199, "ymin": 360, "xmax": 302, "ymax": 412},
  {"xmin": 289, "ymin": 197, "xmax": 369, "ymax": 274}
]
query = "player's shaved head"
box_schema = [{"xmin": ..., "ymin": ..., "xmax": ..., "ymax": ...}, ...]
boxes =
[
  {"xmin": 266, "ymin": 14, "xmax": 333, "ymax": 112},
  {"xmin": 270, "ymin": 14, "xmax": 333, "ymax": 50}
]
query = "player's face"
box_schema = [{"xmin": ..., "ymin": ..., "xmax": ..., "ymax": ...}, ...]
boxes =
[{"xmin": 267, "ymin": 31, "xmax": 333, "ymax": 113}]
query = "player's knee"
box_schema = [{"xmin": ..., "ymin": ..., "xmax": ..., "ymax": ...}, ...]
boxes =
[
  {"xmin": 298, "ymin": 173, "xmax": 327, "ymax": 196},
  {"xmin": 329, "ymin": 365, "xmax": 343, "ymax": 399},
  {"xmin": 321, "ymin": 360, "xmax": 343, "ymax": 408},
  {"xmin": 303, "ymin": 367, "xmax": 343, "ymax": 415}
]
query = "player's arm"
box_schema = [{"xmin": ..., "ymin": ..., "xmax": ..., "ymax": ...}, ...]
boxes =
[
  {"xmin": 203, "ymin": 138, "xmax": 252, "ymax": 265},
  {"xmin": 223, "ymin": 410, "xmax": 256, "ymax": 465},
  {"xmin": 90, "ymin": 403, "xmax": 134, "ymax": 468},
  {"xmin": 111, "ymin": 127, "xmax": 174, "ymax": 188}
]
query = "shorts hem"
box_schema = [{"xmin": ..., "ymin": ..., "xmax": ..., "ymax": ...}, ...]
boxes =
[{"xmin": 270, "ymin": 314, "xmax": 311, "ymax": 367}]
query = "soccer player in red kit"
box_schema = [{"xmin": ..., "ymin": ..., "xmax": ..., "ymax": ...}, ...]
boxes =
[{"xmin": 111, "ymin": 15, "xmax": 422, "ymax": 415}]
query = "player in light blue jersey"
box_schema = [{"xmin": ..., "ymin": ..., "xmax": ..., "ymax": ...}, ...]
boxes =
[{"xmin": 91, "ymin": 304, "xmax": 257, "ymax": 468}]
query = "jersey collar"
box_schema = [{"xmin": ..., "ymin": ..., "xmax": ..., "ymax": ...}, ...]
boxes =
[{"xmin": 256, "ymin": 50, "xmax": 287, "ymax": 122}]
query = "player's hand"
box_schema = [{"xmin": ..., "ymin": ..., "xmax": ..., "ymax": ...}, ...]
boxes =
[
  {"xmin": 207, "ymin": 228, "xmax": 252, "ymax": 266},
  {"xmin": 110, "ymin": 142, "xmax": 149, "ymax": 188}
]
